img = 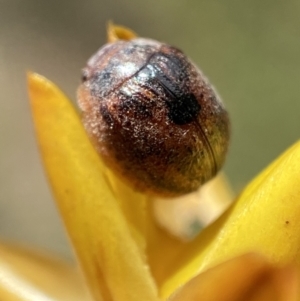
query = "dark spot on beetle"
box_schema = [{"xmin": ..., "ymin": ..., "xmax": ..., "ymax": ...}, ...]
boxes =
[
  {"xmin": 285, "ymin": 220, "xmax": 290, "ymax": 225},
  {"xmin": 141, "ymin": 52, "xmax": 201, "ymax": 125},
  {"xmin": 102, "ymin": 71, "xmax": 111, "ymax": 80},
  {"xmin": 124, "ymin": 120, "xmax": 132, "ymax": 128},
  {"xmin": 100, "ymin": 105, "xmax": 114, "ymax": 127},
  {"xmin": 81, "ymin": 69, "xmax": 89, "ymax": 82},
  {"xmin": 153, "ymin": 70, "xmax": 201, "ymax": 124},
  {"xmin": 167, "ymin": 93, "xmax": 201, "ymax": 125}
]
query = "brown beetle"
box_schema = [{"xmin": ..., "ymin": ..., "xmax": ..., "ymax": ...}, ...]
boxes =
[{"xmin": 77, "ymin": 24, "xmax": 230, "ymax": 197}]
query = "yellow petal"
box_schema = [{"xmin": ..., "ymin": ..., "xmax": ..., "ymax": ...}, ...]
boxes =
[
  {"xmin": 169, "ymin": 253, "xmax": 300, "ymax": 301},
  {"xmin": 160, "ymin": 141, "xmax": 300, "ymax": 298},
  {"xmin": 104, "ymin": 168, "xmax": 149, "ymax": 257},
  {"xmin": 107, "ymin": 22, "xmax": 137, "ymax": 43},
  {"xmin": 28, "ymin": 73, "xmax": 158, "ymax": 301},
  {"xmin": 0, "ymin": 243, "xmax": 91, "ymax": 301},
  {"xmin": 247, "ymin": 266, "xmax": 300, "ymax": 301}
]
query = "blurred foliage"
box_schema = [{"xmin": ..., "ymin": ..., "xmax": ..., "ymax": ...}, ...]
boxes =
[{"xmin": 0, "ymin": 0, "xmax": 299, "ymax": 257}]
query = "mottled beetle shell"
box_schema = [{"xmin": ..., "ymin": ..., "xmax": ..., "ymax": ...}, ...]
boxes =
[{"xmin": 77, "ymin": 38, "xmax": 230, "ymax": 197}]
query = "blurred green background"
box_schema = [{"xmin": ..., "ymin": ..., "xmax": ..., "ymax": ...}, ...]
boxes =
[{"xmin": 1, "ymin": 0, "xmax": 299, "ymax": 257}]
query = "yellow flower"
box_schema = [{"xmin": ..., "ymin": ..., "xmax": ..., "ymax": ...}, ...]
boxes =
[{"xmin": 1, "ymin": 24, "xmax": 300, "ymax": 301}]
